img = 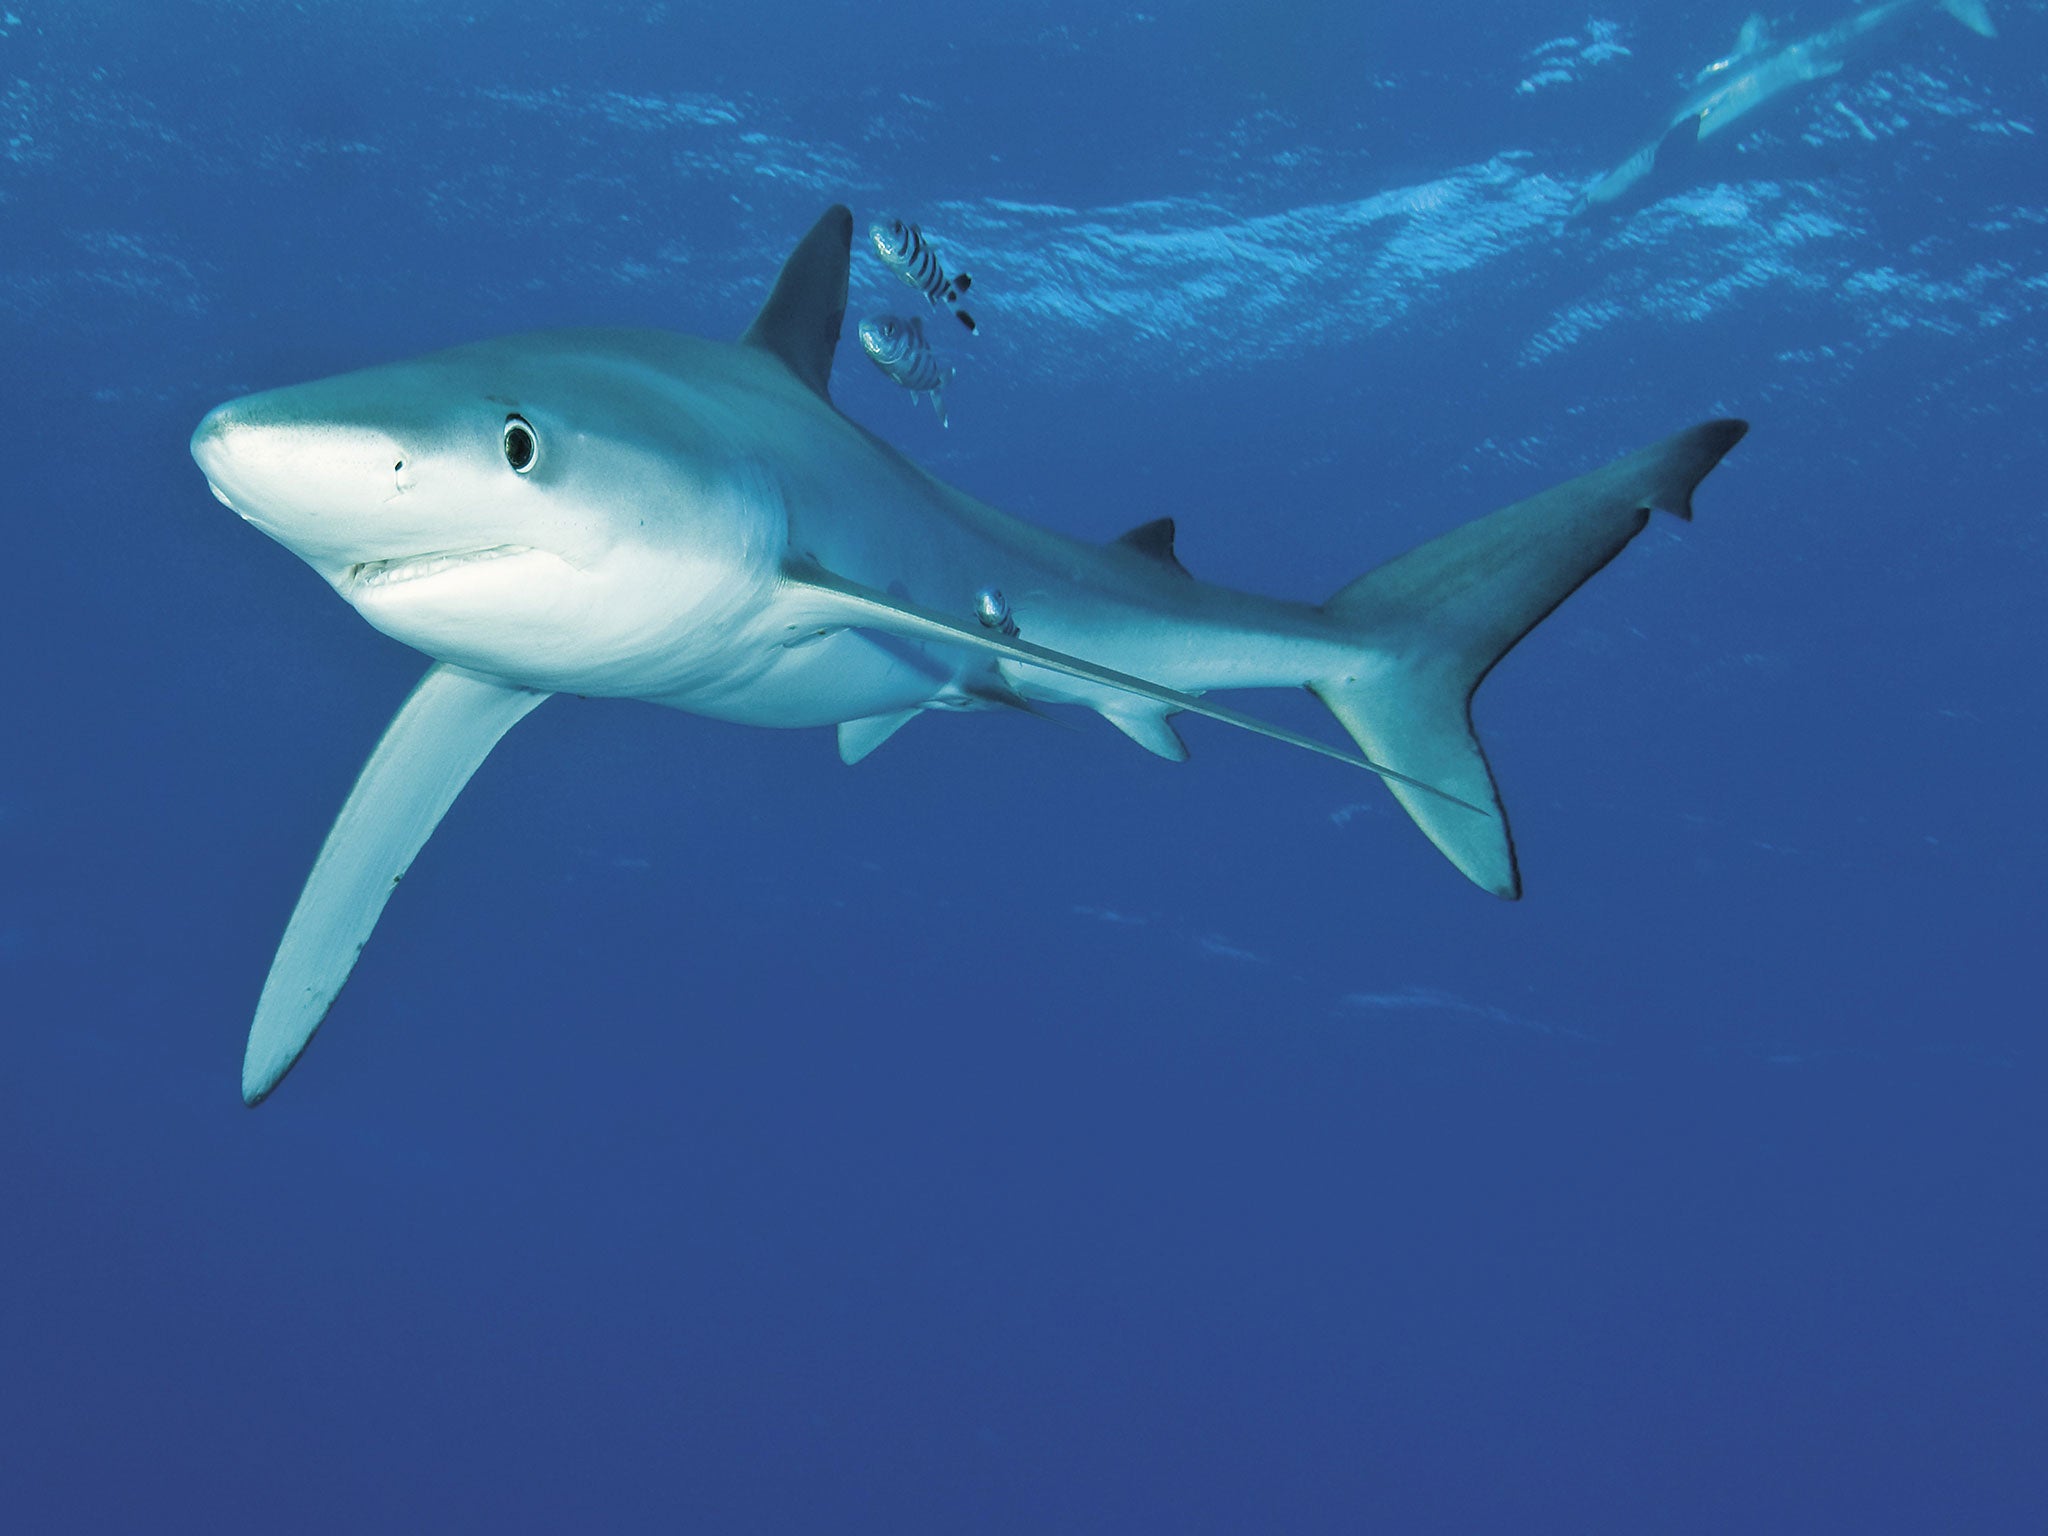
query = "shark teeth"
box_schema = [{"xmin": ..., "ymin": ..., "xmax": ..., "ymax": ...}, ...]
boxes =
[{"xmin": 346, "ymin": 545, "xmax": 534, "ymax": 594}]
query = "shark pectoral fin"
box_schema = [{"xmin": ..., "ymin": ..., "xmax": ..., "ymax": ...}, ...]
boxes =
[
  {"xmin": 241, "ymin": 665, "xmax": 549, "ymax": 1105},
  {"xmin": 781, "ymin": 561, "xmax": 1480, "ymax": 812},
  {"xmin": 838, "ymin": 708, "xmax": 920, "ymax": 764}
]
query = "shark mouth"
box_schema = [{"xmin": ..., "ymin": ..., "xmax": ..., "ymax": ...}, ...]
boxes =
[{"xmin": 344, "ymin": 544, "xmax": 537, "ymax": 595}]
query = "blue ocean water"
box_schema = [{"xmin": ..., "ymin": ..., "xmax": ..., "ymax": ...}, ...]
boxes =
[{"xmin": 4, "ymin": 1, "xmax": 2045, "ymax": 1529}]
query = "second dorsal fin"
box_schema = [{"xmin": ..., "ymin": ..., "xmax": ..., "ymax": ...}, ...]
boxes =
[
  {"xmin": 740, "ymin": 205, "xmax": 853, "ymax": 400},
  {"xmin": 1110, "ymin": 517, "xmax": 1190, "ymax": 578}
]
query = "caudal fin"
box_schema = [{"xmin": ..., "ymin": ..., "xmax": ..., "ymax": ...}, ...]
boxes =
[
  {"xmin": 1939, "ymin": 0, "xmax": 1995, "ymax": 37},
  {"xmin": 1311, "ymin": 420, "xmax": 1748, "ymax": 898}
]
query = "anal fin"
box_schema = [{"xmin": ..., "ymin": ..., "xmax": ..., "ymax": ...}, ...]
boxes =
[{"xmin": 1104, "ymin": 707, "xmax": 1189, "ymax": 762}]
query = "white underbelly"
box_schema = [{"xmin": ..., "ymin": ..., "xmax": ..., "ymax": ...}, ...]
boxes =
[{"xmin": 654, "ymin": 626, "xmax": 952, "ymax": 729}]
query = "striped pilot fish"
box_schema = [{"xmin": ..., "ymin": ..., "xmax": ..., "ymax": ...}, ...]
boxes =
[
  {"xmin": 868, "ymin": 218, "xmax": 976, "ymax": 333},
  {"xmin": 858, "ymin": 313, "xmax": 954, "ymax": 427}
]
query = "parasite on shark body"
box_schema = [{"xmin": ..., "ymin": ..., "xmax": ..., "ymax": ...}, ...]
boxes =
[
  {"xmin": 973, "ymin": 587, "xmax": 1018, "ymax": 637},
  {"xmin": 193, "ymin": 204, "xmax": 1748, "ymax": 1105}
]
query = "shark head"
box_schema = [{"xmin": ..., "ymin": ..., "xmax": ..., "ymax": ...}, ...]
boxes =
[{"xmin": 192, "ymin": 331, "xmax": 789, "ymax": 693}]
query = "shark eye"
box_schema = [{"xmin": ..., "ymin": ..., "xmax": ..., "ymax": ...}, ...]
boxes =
[{"xmin": 502, "ymin": 415, "xmax": 538, "ymax": 474}]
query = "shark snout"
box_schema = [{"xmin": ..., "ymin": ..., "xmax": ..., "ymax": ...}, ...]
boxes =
[
  {"xmin": 191, "ymin": 402, "xmax": 260, "ymax": 518},
  {"xmin": 191, "ymin": 390, "xmax": 414, "ymax": 549},
  {"xmin": 190, "ymin": 401, "xmax": 231, "ymax": 478},
  {"xmin": 192, "ymin": 397, "xmax": 311, "ymax": 514}
]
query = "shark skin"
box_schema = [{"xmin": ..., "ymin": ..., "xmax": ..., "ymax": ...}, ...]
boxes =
[
  {"xmin": 193, "ymin": 204, "xmax": 1748, "ymax": 1104},
  {"xmin": 1574, "ymin": 0, "xmax": 1996, "ymax": 216}
]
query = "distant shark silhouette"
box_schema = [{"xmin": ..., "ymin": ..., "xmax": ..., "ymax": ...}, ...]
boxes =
[
  {"xmin": 1574, "ymin": 0, "xmax": 1996, "ymax": 216},
  {"xmin": 191, "ymin": 205, "xmax": 1747, "ymax": 1104}
]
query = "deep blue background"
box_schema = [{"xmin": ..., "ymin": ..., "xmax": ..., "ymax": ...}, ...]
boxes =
[{"xmin": 4, "ymin": 2, "xmax": 2044, "ymax": 1530}]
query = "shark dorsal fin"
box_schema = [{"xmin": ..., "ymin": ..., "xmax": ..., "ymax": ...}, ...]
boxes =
[
  {"xmin": 1110, "ymin": 517, "xmax": 1191, "ymax": 578},
  {"xmin": 741, "ymin": 205, "xmax": 853, "ymax": 400},
  {"xmin": 1694, "ymin": 14, "xmax": 1772, "ymax": 85}
]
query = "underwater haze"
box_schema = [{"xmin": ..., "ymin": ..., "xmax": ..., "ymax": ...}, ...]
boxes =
[{"xmin": 4, "ymin": 1, "xmax": 2046, "ymax": 1530}]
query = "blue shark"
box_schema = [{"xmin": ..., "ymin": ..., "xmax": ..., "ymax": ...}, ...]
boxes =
[
  {"xmin": 1575, "ymin": 0, "xmax": 1996, "ymax": 215},
  {"xmin": 191, "ymin": 206, "xmax": 1747, "ymax": 1104}
]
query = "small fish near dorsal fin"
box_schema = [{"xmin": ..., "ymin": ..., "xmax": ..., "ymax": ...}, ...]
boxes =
[
  {"xmin": 1109, "ymin": 517, "xmax": 1191, "ymax": 578},
  {"xmin": 740, "ymin": 204, "xmax": 853, "ymax": 401}
]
